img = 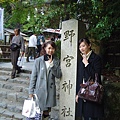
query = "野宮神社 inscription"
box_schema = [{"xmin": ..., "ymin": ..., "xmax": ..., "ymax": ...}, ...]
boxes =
[
  {"xmin": 62, "ymin": 80, "xmax": 73, "ymax": 95},
  {"xmin": 63, "ymin": 55, "xmax": 74, "ymax": 67},
  {"xmin": 60, "ymin": 19, "xmax": 81, "ymax": 120},
  {"xmin": 61, "ymin": 106, "xmax": 73, "ymax": 117}
]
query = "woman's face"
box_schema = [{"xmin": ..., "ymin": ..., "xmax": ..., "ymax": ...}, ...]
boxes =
[
  {"xmin": 79, "ymin": 41, "xmax": 91, "ymax": 55},
  {"xmin": 14, "ymin": 29, "xmax": 19, "ymax": 36},
  {"xmin": 45, "ymin": 44, "xmax": 55, "ymax": 55}
]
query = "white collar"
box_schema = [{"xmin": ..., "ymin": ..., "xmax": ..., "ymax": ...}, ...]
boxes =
[{"xmin": 86, "ymin": 50, "xmax": 92, "ymax": 60}]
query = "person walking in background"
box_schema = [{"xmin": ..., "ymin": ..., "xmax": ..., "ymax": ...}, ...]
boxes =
[
  {"xmin": 26, "ymin": 33, "xmax": 37, "ymax": 62},
  {"xmin": 10, "ymin": 28, "xmax": 25, "ymax": 79},
  {"xmin": 28, "ymin": 41, "xmax": 62, "ymax": 120},
  {"xmin": 76, "ymin": 38, "xmax": 104, "ymax": 120},
  {"xmin": 36, "ymin": 33, "xmax": 45, "ymax": 58},
  {"xmin": 40, "ymin": 33, "xmax": 45, "ymax": 45}
]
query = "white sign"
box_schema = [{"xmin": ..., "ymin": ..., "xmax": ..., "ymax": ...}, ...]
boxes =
[{"xmin": 0, "ymin": 8, "xmax": 4, "ymax": 40}]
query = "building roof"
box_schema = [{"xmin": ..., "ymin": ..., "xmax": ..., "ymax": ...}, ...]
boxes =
[
  {"xmin": 43, "ymin": 28, "xmax": 61, "ymax": 34},
  {"xmin": 4, "ymin": 28, "xmax": 28, "ymax": 37}
]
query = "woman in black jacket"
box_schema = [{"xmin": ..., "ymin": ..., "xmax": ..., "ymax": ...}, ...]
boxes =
[{"xmin": 76, "ymin": 38, "xmax": 104, "ymax": 120}]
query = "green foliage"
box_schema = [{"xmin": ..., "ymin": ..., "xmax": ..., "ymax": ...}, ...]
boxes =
[
  {"xmin": 1, "ymin": 0, "xmax": 45, "ymax": 32},
  {"xmin": 103, "ymin": 82, "xmax": 120, "ymax": 120},
  {"xmin": 1, "ymin": 0, "xmax": 78, "ymax": 33},
  {"xmin": 54, "ymin": 40, "xmax": 61, "ymax": 59},
  {"xmin": 1, "ymin": 0, "xmax": 120, "ymax": 40},
  {"xmin": 83, "ymin": 0, "xmax": 120, "ymax": 40}
]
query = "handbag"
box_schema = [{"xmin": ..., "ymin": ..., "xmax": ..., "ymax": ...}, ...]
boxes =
[
  {"xmin": 10, "ymin": 43, "xmax": 20, "ymax": 51},
  {"xmin": 22, "ymin": 94, "xmax": 42, "ymax": 119},
  {"xmin": 78, "ymin": 73, "xmax": 104, "ymax": 103}
]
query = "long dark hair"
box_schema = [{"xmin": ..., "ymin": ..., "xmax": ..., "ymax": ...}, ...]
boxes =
[{"xmin": 40, "ymin": 41, "xmax": 56, "ymax": 56}]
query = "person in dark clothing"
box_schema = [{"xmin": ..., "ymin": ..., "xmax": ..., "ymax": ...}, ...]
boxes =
[
  {"xmin": 76, "ymin": 38, "xmax": 104, "ymax": 120},
  {"xmin": 36, "ymin": 34, "xmax": 42, "ymax": 57},
  {"xmin": 10, "ymin": 28, "xmax": 25, "ymax": 79},
  {"xmin": 36, "ymin": 33, "xmax": 45, "ymax": 58}
]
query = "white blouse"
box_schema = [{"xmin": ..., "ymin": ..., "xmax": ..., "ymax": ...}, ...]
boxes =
[{"xmin": 45, "ymin": 61, "xmax": 54, "ymax": 76}]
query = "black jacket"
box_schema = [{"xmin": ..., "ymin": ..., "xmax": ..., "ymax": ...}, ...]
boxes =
[{"xmin": 76, "ymin": 51, "xmax": 104, "ymax": 118}]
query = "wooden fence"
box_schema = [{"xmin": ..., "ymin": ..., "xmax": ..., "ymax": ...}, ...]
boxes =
[{"xmin": 105, "ymin": 39, "xmax": 120, "ymax": 69}]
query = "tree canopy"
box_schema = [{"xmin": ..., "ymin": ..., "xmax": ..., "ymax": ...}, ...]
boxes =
[{"xmin": 0, "ymin": 0, "xmax": 120, "ymax": 40}]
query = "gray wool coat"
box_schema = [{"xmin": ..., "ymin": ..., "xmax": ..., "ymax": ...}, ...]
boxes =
[{"xmin": 29, "ymin": 55, "xmax": 62, "ymax": 111}]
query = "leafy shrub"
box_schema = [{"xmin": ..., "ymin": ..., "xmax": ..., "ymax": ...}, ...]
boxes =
[
  {"xmin": 55, "ymin": 40, "xmax": 61, "ymax": 59},
  {"xmin": 103, "ymin": 76, "xmax": 120, "ymax": 120}
]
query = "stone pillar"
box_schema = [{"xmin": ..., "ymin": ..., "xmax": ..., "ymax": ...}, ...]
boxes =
[
  {"xmin": 59, "ymin": 19, "xmax": 86, "ymax": 120},
  {"xmin": 59, "ymin": 19, "xmax": 78, "ymax": 120}
]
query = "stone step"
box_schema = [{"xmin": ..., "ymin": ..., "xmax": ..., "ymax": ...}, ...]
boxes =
[
  {"xmin": 0, "ymin": 70, "xmax": 11, "ymax": 76},
  {"xmin": 0, "ymin": 69, "xmax": 31, "ymax": 79},
  {"xmin": 0, "ymin": 108, "xmax": 26, "ymax": 120},
  {"xmin": 0, "ymin": 75, "xmax": 30, "ymax": 85},
  {"xmin": 0, "ymin": 80, "xmax": 29, "ymax": 93},
  {"xmin": 0, "ymin": 67, "xmax": 31, "ymax": 120},
  {"xmin": 0, "ymin": 98, "xmax": 23, "ymax": 114},
  {"xmin": 0, "ymin": 88, "xmax": 28, "ymax": 103},
  {"xmin": 0, "ymin": 67, "xmax": 12, "ymax": 71},
  {"xmin": 0, "ymin": 67, "xmax": 32, "ymax": 74}
]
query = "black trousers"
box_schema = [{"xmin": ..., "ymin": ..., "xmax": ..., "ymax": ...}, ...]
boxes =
[
  {"xmin": 11, "ymin": 50, "xmax": 20, "ymax": 77},
  {"xmin": 26, "ymin": 47, "xmax": 36, "ymax": 61},
  {"xmin": 36, "ymin": 45, "xmax": 41, "ymax": 57}
]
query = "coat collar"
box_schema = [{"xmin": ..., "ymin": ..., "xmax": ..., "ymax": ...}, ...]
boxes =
[
  {"xmin": 40, "ymin": 55, "xmax": 44, "ymax": 61},
  {"xmin": 39, "ymin": 56, "xmax": 47, "ymax": 72},
  {"xmin": 88, "ymin": 51, "xmax": 96, "ymax": 62},
  {"xmin": 40, "ymin": 55, "xmax": 56, "ymax": 75},
  {"xmin": 40, "ymin": 55, "xmax": 56, "ymax": 62}
]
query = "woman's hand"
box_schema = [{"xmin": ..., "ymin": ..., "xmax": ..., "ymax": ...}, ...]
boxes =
[
  {"xmin": 76, "ymin": 95, "xmax": 79, "ymax": 103},
  {"xmin": 81, "ymin": 54, "xmax": 88, "ymax": 65},
  {"xmin": 29, "ymin": 94, "xmax": 34, "ymax": 98}
]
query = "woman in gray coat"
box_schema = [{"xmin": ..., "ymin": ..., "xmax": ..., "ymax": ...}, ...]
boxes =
[{"xmin": 29, "ymin": 41, "xmax": 62, "ymax": 119}]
